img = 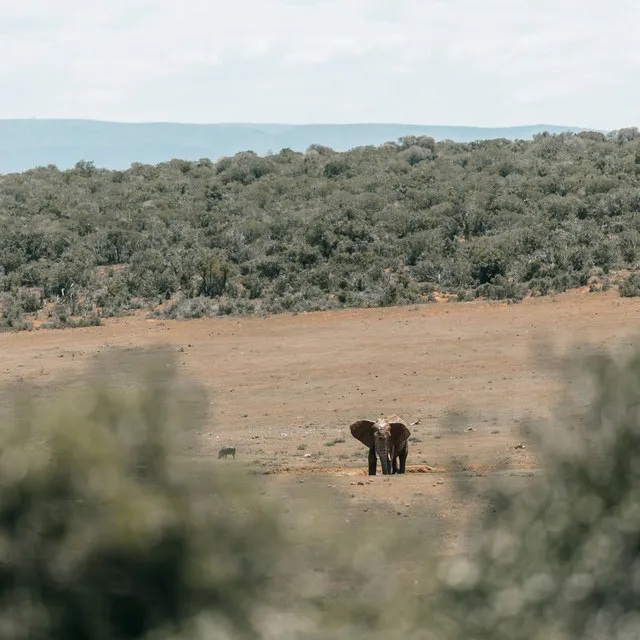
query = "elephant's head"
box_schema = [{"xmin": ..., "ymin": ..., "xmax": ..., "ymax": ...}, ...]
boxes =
[{"xmin": 350, "ymin": 416, "xmax": 411, "ymax": 475}]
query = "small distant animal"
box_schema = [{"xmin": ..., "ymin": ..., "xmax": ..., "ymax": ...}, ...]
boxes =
[{"xmin": 218, "ymin": 447, "xmax": 236, "ymax": 459}]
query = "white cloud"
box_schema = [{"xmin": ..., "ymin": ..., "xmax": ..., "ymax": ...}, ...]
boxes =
[{"xmin": 0, "ymin": 0, "xmax": 638, "ymax": 129}]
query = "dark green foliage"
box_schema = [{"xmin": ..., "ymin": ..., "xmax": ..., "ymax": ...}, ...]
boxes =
[
  {"xmin": 0, "ymin": 293, "xmax": 30, "ymax": 331},
  {"xmin": 474, "ymin": 275, "xmax": 526, "ymax": 302},
  {"xmin": 2, "ymin": 129, "xmax": 640, "ymax": 328},
  {"xmin": 20, "ymin": 290, "xmax": 42, "ymax": 313},
  {"xmin": 323, "ymin": 158, "xmax": 350, "ymax": 178},
  {"xmin": 619, "ymin": 272, "xmax": 640, "ymax": 297},
  {"xmin": 469, "ymin": 243, "xmax": 509, "ymax": 285},
  {"xmin": 196, "ymin": 249, "xmax": 231, "ymax": 297},
  {"xmin": 0, "ymin": 348, "xmax": 289, "ymax": 639}
]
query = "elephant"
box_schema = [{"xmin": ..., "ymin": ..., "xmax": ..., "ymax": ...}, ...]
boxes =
[{"xmin": 349, "ymin": 415, "xmax": 411, "ymax": 475}]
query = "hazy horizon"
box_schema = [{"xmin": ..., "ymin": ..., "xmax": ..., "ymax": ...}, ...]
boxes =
[
  {"xmin": 0, "ymin": 120, "xmax": 599, "ymax": 174},
  {"xmin": 0, "ymin": 117, "xmax": 609, "ymax": 130}
]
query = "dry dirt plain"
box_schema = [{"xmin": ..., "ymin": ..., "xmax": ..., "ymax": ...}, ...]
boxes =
[{"xmin": 1, "ymin": 288, "xmax": 639, "ymax": 556}]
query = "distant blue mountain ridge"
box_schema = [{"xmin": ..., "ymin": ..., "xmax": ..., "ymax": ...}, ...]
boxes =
[{"xmin": 0, "ymin": 119, "xmax": 604, "ymax": 174}]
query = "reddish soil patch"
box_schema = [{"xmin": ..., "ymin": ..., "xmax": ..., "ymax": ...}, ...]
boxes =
[{"xmin": 1, "ymin": 288, "xmax": 638, "ymax": 554}]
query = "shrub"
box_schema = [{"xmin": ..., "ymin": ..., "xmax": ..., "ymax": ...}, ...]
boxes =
[
  {"xmin": 197, "ymin": 249, "xmax": 231, "ymax": 297},
  {"xmin": 0, "ymin": 347, "xmax": 288, "ymax": 638},
  {"xmin": 434, "ymin": 341, "xmax": 640, "ymax": 640},
  {"xmin": 5, "ymin": 131, "xmax": 640, "ymax": 328},
  {"xmin": 474, "ymin": 276, "xmax": 526, "ymax": 302},
  {"xmin": 0, "ymin": 293, "xmax": 32, "ymax": 331},
  {"xmin": 159, "ymin": 296, "xmax": 220, "ymax": 320},
  {"xmin": 20, "ymin": 290, "xmax": 43, "ymax": 313},
  {"xmin": 619, "ymin": 272, "xmax": 640, "ymax": 297},
  {"xmin": 469, "ymin": 245, "xmax": 509, "ymax": 285},
  {"xmin": 0, "ymin": 346, "xmax": 434, "ymax": 639},
  {"xmin": 4, "ymin": 339, "xmax": 640, "ymax": 637},
  {"xmin": 323, "ymin": 158, "xmax": 350, "ymax": 178}
]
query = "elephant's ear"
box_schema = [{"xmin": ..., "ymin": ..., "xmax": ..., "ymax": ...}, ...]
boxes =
[
  {"xmin": 350, "ymin": 420, "xmax": 376, "ymax": 447},
  {"xmin": 390, "ymin": 421, "xmax": 411, "ymax": 445}
]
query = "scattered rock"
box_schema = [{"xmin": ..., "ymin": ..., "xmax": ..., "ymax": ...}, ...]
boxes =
[
  {"xmin": 304, "ymin": 454, "xmax": 312, "ymax": 458},
  {"xmin": 514, "ymin": 442, "xmax": 526, "ymax": 449},
  {"xmin": 357, "ymin": 481, "xmax": 365, "ymax": 486}
]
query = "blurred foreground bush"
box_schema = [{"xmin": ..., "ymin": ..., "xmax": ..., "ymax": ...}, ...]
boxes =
[
  {"xmin": 435, "ymin": 341, "xmax": 640, "ymax": 640},
  {"xmin": 4, "ymin": 342, "xmax": 640, "ymax": 639},
  {"xmin": 0, "ymin": 347, "xmax": 433, "ymax": 640},
  {"xmin": 0, "ymin": 347, "xmax": 289, "ymax": 639}
]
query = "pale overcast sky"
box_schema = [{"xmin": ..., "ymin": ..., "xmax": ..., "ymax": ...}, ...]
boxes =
[{"xmin": 1, "ymin": 0, "xmax": 638, "ymax": 130}]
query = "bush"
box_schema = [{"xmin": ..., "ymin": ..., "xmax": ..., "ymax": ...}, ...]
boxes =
[
  {"xmin": 20, "ymin": 290, "xmax": 43, "ymax": 313},
  {"xmin": 5, "ymin": 339, "xmax": 640, "ymax": 637},
  {"xmin": 619, "ymin": 272, "xmax": 640, "ymax": 297},
  {"xmin": 474, "ymin": 276, "xmax": 526, "ymax": 302},
  {"xmin": 469, "ymin": 245, "xmax": 509, "ymax": 285},
  {"xmin": 0, "ymin": 348, "xmax": 288, "ymax": 638},
  {"xmin": 0, "ymin": 346, "xmax": 434, "ymax": 639},
  {"xmin": 433, "ymin": 340, "xmax": 640, "ymax": 639},
  {"xmin": 7, "ymin": 131, "xmax": 640, "ymax": 328},
  {"xmin": 0, "ymin": 293, "xmax": 31, "ymax": 331},
  {"xmin": 197, "ymin": 249, "xmax": 231, "ymax": 297}
]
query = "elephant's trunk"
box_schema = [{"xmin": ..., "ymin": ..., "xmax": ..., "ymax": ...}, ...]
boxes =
[{"xmin": 378, "ymin": 447, "xmax": 391, "ymax": 475}]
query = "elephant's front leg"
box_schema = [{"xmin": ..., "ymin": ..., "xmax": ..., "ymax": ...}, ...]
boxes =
[
  {"xmin": 368, "ymin": 447, "xmax": 377, "ymax": 475},
  {"xmin": 398, "ymin": 444, "xmax": 408, "ymax": 474}
]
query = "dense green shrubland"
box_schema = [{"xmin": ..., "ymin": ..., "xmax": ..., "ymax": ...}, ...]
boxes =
[
  {"xmin": 3, "ymin": 342, "xmax": 640, "ymax": 638},
  {"xmin": 2, "ymin": 128, "xmax": 640, "ymax": 329}
]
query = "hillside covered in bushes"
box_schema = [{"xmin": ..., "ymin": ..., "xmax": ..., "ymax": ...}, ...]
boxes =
[{"xmin": 1, "ymin": 128, "xmax": 640, "ymax": 329}]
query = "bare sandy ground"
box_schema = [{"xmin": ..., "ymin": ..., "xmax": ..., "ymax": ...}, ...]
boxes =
[{"xmin": 2, "ymin": 289, "xmax": 638, "ymax": 554}]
